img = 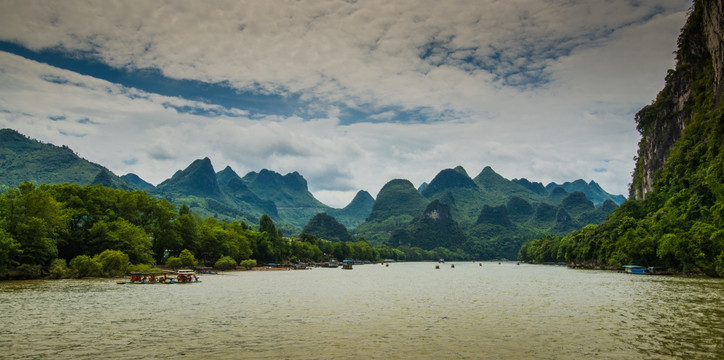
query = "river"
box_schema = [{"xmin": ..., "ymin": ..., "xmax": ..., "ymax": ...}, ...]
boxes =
[{"xmin": 1, "ymin": 262, "xmax": 723, "ymax": 359}]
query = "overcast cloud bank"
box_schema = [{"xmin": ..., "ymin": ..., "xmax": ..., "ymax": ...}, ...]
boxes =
[{"xmin": 0, "ymin": 0, "xmax": 691, "ymax": 207}]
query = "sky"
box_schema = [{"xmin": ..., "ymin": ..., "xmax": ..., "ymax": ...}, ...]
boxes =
[{"xmin": 0, "ymin": 0, "xmax": 692, "ymax": 208}]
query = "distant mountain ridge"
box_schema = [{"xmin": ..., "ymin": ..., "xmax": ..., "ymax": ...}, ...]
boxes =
[
  {"xmin": 545, "ymin": 179, "xmax": 626, "ymax": 206},
  {"xmin": 353, "ymin": 165, "xmax": 623, "ymax": 259},
  {"xmin": 1, "ymin": 128, "xmax": 626, "ymax": 256}
]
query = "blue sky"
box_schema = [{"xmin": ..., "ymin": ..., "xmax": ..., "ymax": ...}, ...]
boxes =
[{"xmin": 0, "ymin": 0, "xmax": 691, "ymax": 207}]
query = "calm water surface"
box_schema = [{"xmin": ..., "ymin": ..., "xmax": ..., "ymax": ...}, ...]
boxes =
[{"xmin": 1, "ymin": 262, "xmax": 723, "ymax": 359}]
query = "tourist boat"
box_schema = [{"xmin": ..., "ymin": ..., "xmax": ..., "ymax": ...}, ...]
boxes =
[
  {"xmin": 194, "ymin": 266, "xmax": 217, "ymax": 274},
  {"xmin": 175, "ymin": 269, "xmax": 200, "ymax": 283},
  {"xmin": 342, "ymin": 260, "xmax": 353, "ymax": 270},
  {"xmin": 118, "ymin": 270, "xmax": 200, "ymax": 284},
  {"xmin": 117, "ymin": 272, "xmax": 162, "ymax": 284}
]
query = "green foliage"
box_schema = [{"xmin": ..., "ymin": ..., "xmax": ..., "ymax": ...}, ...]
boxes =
[
  {"xmin": 0, "ymin": 181, "xmax": 381, "ymax": 278},
  {"xmin": 240, "ymin": 259, "xmax": 257, "ymax": 270},
  {"xmin": 519, "ymin": 235, "xmax": 565, "ymax": 264},
  {"xmin": 0, "ymin": 228, "xmax": 20, "ymax": 274},
  {"xmin": 214, "ymin": 256, "xmax": 237, "ymax": 270},
  {"xmin": 69, "ymin": 255, "xmax": 103, "ymax": 278},
  {"xmin": 179, "ymin": 249, "xmax": 198, "ymax": 268},
  {"xmin": 88, "ymin": 219, "xmax": 153, "ymax": 265},
  {"xmin": 16, "ymin": 263, "xmax": 42, "ymax": 279},
  {"xmin": 126, "ymin": 263, "xmax": 162, "ymax": 274},
  {"xmin": 0, "ymin": 182, "xmax": 66, "ymax": 265},
  {"xmin": 259, "ymin": 214, "xmax": 281, "ymax": 240},
  {"xmin": 165, "ymin": 256, "xmax": 183, "ymax": 269},
  {"xmin": 94, "ymin": 249, "xmax": 129, "ymax": 277},
  {"xmin": 48, "ymin": 258, "xmax": 70, "ymax": 279}
]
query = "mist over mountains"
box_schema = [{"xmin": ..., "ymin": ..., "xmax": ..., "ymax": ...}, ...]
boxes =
[{"xmin": 0, "ymin": 128, "xmax": 625, "ymax": 258}]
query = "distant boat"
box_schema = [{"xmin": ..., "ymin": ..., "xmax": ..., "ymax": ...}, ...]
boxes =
[
  {"xmin": 622, "ymin": 265, "xmax": 671, "ymax": 275},
  {"xmin": 322, "ymin": 260, "xmax": 339, "ymax": 268},
  {"xmin": 622, "ymin": 265, "xmax": 647, "ymax": 274}
]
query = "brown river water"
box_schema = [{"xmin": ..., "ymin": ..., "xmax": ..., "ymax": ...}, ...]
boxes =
[{"xmin": 1, "ymin": 262, "xmax": 723, "ymax": 359}]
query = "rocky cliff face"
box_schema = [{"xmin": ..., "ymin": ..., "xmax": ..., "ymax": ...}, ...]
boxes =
[
  {"xmin": 631, "ymin": 0, "xmax": 723, "ymax": 199},
  {"xmin": 703, "ymin": 0, "xmax": 724, "ymax": 90}
]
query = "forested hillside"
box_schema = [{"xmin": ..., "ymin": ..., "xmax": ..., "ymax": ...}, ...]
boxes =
[
  {"xmin": 520, "ymin": 0, "xmax": 724, "ymax": 276},
  {"xmin": 0, "ymin": 129, "xmax": 129, "ymax": 189}
]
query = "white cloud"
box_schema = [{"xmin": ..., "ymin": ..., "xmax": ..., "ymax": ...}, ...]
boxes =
[{"xmin": 0, "ymin": 1, "xmax": 693, "ymax": 207}]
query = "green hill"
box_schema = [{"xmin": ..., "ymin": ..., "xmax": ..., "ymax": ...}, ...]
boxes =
[
  {"xmin": 0, "ymin": 128, "xmax": 129, "ymax": 189},
  {"xmin": 404, "ymin": 200, "xmax": 468, "ymax": 250},
  {"xmin": 474, "ymin": 166, "xmax": 544, "ymax": 204},
  {"xmin": 511, "ymin": 178, "xmax": 548, "ymax": 196},
  {"xmin": 301, "ymin": 212, "xmax": 353, "ymax": 242},
  {"xmin": 155, "ymin": 158, "xmax": 223, "ymax": 200},
  {"xmin": 121, "ymin": 173, "xmax": 154, "ymax": 191},
  {"xmin": 421, "ymin": 167, "xmax": 487, "ymax": 222},
  {"xmin": 353, "ymin": 179, "xmax": 429, "ymax": 244},
  {"xmin": 366, "ymin": 179, "xmax": 429, "ymax": 222},
  {"xmin": 327, "ymin": 190, "xmax": 375, "ymax": 229},
  {"xmin": 242, "ymin": 169, "xmax": 331, "ymax": 231}
]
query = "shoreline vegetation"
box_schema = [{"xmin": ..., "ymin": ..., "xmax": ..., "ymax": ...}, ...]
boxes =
[
  {"xmin": 0, "ymin": 177, "xmax": 718, "ymax": 280},
  {"xmin": 0, "ymin": 182, "xmax": 471, "ymax": 281}
]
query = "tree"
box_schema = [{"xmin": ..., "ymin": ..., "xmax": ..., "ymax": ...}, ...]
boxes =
[
  {"xmin": 165, "ymin": 256, "xmax": 183, "ymax": 269},
  {"xmin": 69, "ymin": 255, "xmax": 103, "ymax": 278},
  {"xmin": 214, "ymin": 256, "xmax": 236, "ymax": 270},
  {"xmin": 240, "ymin": 259, "xmax": 257, "ymax": 270},
  {"xmin": 0, "ymin": 228, "xmax": 20, "ymax": 274},
  {"xmin": 174, "ymin": 206, "xmax": 199, "ymax": 253},
  {"xmin": 16, "ymin": 263, "xmax": 42, "ymax": 279},
  {"xmin": 179, "ymin": 249, "xmax": 198, "ymax": 268},
  {"xmin": 94, "ymin": 249, "xmax": 129, "ymax": 277},
  {"xmin": 48, "ymin": 258, "xmax": 70, "ymax": 279},
  {"xmin": 87, "ymin": 219, "xmax": 154, "ymax": 264},
  {"xmin": 0, "ymin": 182, "xmax": 67, "ymax": 265},
  {"xmin": 259, "ymin": 214, "xmax": 279, "ymax": 239}
]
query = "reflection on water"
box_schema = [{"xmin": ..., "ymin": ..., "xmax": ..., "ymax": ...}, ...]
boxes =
[{"xmin": 1, "ymin": 262, "xmax": 723, "ymax": 359}]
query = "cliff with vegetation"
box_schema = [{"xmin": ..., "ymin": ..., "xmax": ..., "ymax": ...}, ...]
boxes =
[
  {"xmin": 631, "ymin": 0, "xmax": 723, "ymax": 199},
  {"xmin": 520, "ymin": 0, "xmax": 724, "ymax": 276}
]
